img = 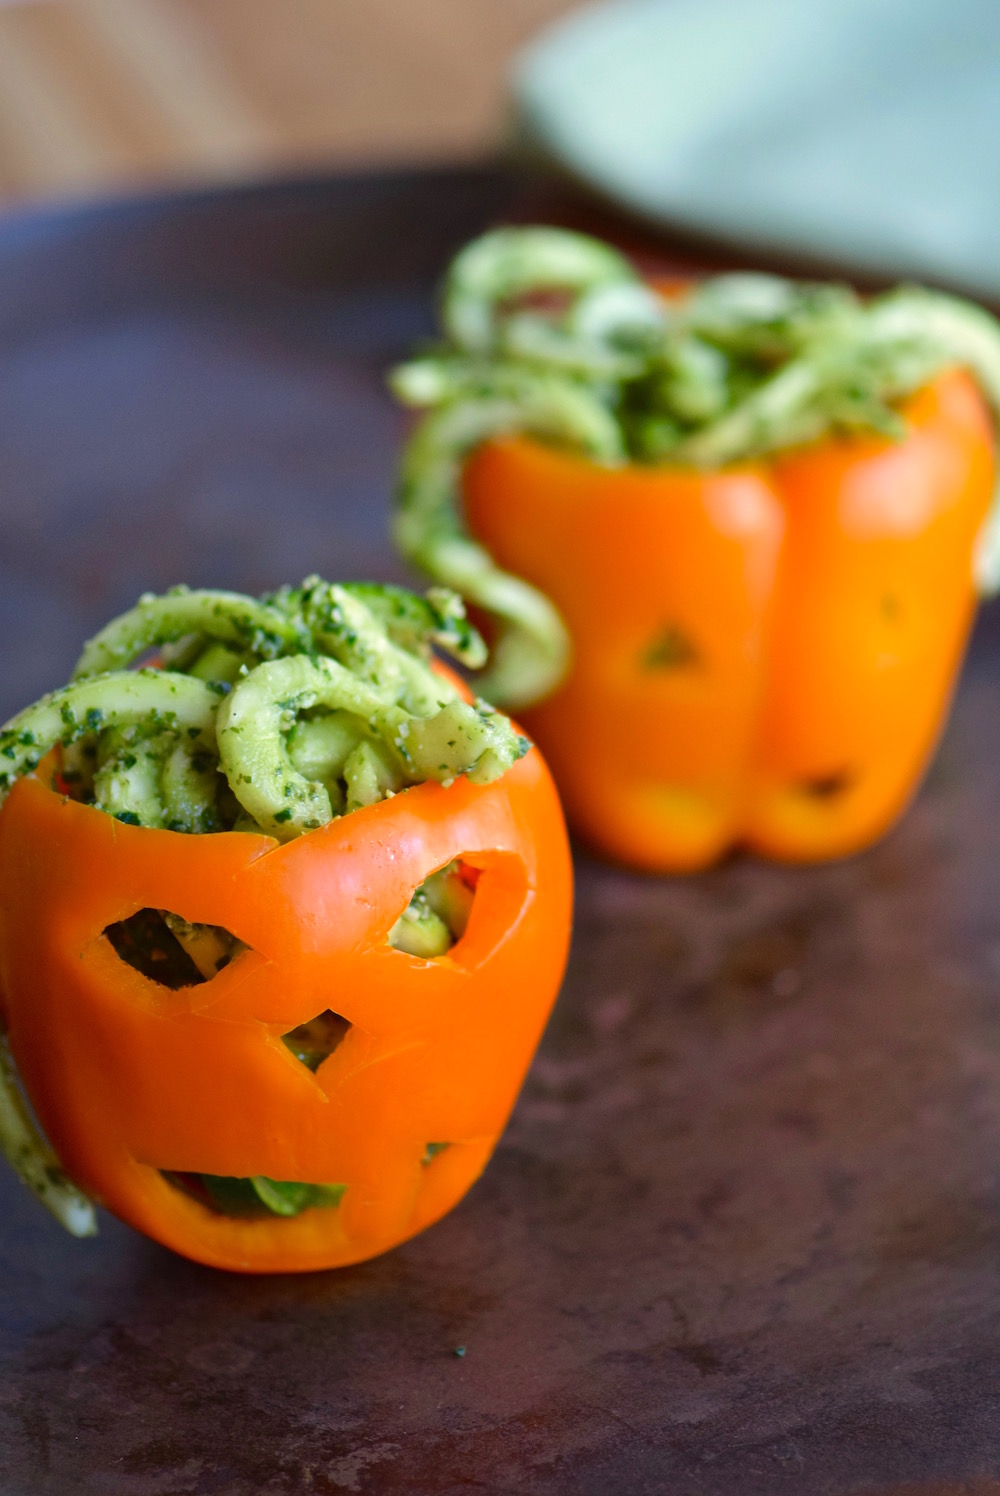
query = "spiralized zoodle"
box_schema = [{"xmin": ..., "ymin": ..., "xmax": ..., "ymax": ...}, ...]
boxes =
[
  {"xmin": 0, "ymin": 577, "xmax": 526, "ymax": 840},
  {"xmin": 391, "ymin": 226, "xmax": 1000, "ymax": 708}
]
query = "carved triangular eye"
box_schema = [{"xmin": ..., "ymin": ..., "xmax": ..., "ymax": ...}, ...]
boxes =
[
  {"xmin": 281, "ymin": 1010, "xmax": 351, "ymax": 1072},
  {"xmin": 388, "ymin": 861, "xmax": 478, "ymax": 957},
  {"xmin": 105, "ymin": 909, "xmax": 245, "ymax": 989},
  {"xmin": 640, "ymin": 623, "xmax": 700, "ymax": 671}
]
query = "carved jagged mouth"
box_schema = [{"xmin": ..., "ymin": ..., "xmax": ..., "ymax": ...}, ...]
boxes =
[
  {"xmin": 162, "ymin": 1172, "xmax": 347, "ymax": 1218},
  {"xmin": 798, "ymin": 768, "xmax": 855, "ymax": 800},
  {"xmin": 162, "ymin": 1143, "xmax": 453, "ymax": 1221}
]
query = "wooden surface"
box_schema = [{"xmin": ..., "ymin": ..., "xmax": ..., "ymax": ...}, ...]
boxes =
[
  {"xmin": 3, "ymin": 164, "xmax": 1000, "ymax": 1496},
  {"xmin": 0, "ymin": 0, "xmax": 579, "ymax": 208}
]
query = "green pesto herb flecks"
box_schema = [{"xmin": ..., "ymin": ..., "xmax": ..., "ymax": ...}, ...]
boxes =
[
  {"xmin": 0, "ymin": 578, "xmax": 527, "ymax": 839},
  {"xmin": 390, "ymin": 226, "xmax": 1000, "ymax": 708}
]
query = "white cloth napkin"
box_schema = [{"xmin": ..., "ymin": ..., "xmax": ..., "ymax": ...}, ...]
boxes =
[{"xmin": 513, "ymin": 0, "xmax": 1000, "ymax": 297}]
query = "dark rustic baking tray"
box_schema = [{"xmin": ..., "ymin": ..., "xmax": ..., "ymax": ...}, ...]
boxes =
[{"xmin": 2, "ymin": 164, "xmax": 1000, "ymax": 1496}]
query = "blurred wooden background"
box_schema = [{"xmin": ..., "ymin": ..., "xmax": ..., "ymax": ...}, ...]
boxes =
[{"xmin": 0, "ymin": 0, "xmax": 579, "ymax": 208}]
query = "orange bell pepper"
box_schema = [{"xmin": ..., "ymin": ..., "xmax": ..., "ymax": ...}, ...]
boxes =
[
  {"xmin": 462, "ymin": 369, "xmax": 993, "ymax": 870},
  {"xmin": 0, "ymin": 578, "xmax": 572, "ymax": 1272},
  {"xmin": 0, "ymin": 746, "xmax": 570, "ymax": 1273}
]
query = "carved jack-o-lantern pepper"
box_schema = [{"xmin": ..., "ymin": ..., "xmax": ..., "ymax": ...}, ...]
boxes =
[
  {"xmin": 391, "ymin": 227, "xmax": 1000, "ymax": 871},
  {"xmin": 0, "ymin": 579, "xmax": 571, "ymax": 1273}
]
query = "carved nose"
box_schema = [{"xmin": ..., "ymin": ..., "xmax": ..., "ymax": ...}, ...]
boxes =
[{"xmin": 280, "ymin": 1009, "xmax": 351, "ymax": 1072}]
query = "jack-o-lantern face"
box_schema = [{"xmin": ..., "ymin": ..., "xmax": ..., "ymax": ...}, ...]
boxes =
[{"xmin": 0, "ymin": 748, "xmax": 571, "ymax": 1273}]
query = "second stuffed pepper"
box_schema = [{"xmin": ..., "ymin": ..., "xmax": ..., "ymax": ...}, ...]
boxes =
[{"xmin": 391, "ymin": 228, "xmax": 1000, "ymax": 870}]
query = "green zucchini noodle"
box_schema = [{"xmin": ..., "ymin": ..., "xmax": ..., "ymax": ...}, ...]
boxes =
[
  {"xmin": 0, "ymin": 578, "xmax": 527, "ymax": 838},
  {"xmin": 0, "ymin": 1033, "xmax": 96, "ymax": 1238}
]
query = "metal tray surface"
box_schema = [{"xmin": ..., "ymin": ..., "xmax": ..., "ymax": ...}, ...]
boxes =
[{"xmin": 1, "ymin": 166, "xmax": 1000, "ymax": 1496}]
